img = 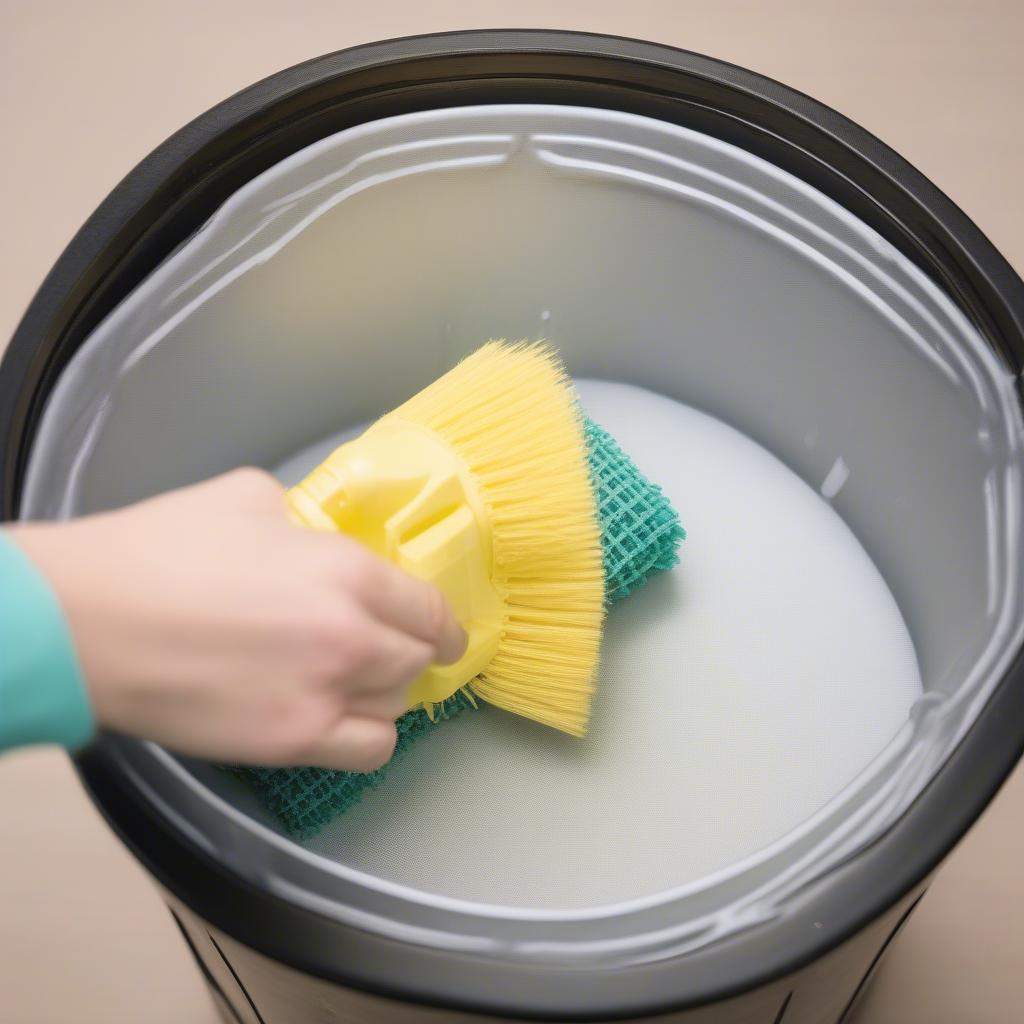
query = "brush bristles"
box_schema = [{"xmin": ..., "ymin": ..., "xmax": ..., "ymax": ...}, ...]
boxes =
[{"xmin": 387, "ymin": 342, "xmax": 605, "ymax": 736}]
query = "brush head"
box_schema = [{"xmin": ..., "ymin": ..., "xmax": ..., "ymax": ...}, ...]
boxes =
[{"xmin": 387, "ymin": 342, "xmax": 606, "ymax": 737}]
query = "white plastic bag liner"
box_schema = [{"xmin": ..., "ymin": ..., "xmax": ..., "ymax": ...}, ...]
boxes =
[{"xmin": 21, "ymin": 105, "xmax": 1024, "ymax": 961}]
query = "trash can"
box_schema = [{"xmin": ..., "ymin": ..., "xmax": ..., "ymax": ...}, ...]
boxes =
[{"xmin": 3, "ymin": 30, "xmax": 1024, "ymax": 1024}]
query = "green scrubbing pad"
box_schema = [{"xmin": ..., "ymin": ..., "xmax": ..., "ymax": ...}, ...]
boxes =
[
  {"xmin": 232, "ymin": 415, "xmax": 684, "ymax": 839},
  {"xmin": 586, "ymin": 418, "xmax": 684, "ymax": 602}
]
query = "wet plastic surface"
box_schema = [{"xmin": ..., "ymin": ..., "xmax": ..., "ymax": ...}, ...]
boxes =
[{"xmin": 20, "ymin": 104, "xmax": 1024, "ymax": 962}]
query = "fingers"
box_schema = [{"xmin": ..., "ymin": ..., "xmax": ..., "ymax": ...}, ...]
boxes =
[
  {"xmin": 338, "ymin": 617, "xmax": 436, "ymax": 698},
  {"xmin": 360, "ymin": 561, "xmax": 467, "ymax": 665},
  {"xmin": 300, "ymin": 716, "xmax": 398, "ymax": 773},
  {"xmin": 325, "ymin": 541, "xmax": 468, "ymax": 665},
  {"xmin": 345, "ymin": 687, "xmax": 411, "ymax": 721}
]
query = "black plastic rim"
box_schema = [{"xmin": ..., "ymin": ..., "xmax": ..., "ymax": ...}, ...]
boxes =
[{"xmin": 3, "ymin": 29, "xmax": 1024, "ymax": 1021}]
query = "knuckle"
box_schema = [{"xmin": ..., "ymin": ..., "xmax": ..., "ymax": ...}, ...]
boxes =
[
  {"xmin": 422, "ymin": 585, "xmax": 448, "ymax": 643},
  {"xmin": 307, "ymin": 610, "xmax": 374, "ymax": 682},
  {"xmin": 336, "ymin": 632, "xmax": 374, "ymax": 677},
  {"xmin": 336, "ymin": 548, "xmax": 381, "ymax": 596},
  {"xmin": 230, "ymin": 465, "xmax": 275, "ymax": 490},
  {"xmin": 305, "ymin": 605, "xmax": 350, "ymax": 650},
  {"xmin": 224, "ymin": 466, "xmax": 281, "ymax": 505}
]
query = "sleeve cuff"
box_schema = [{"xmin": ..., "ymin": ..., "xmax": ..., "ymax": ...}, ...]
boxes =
[{"xmin": 0, "ymin": 530, "xmax": 95, "ymax": 752}]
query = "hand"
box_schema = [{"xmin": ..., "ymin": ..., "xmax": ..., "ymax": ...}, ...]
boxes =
[{"xmin": 9, "ymin": 468, "xmax": 467, "ymax": 771}]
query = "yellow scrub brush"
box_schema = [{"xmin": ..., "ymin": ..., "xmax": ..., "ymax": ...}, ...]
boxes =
[{"xmin": 286, "ymin": 342, "xmax": 605, "ymax": 737}]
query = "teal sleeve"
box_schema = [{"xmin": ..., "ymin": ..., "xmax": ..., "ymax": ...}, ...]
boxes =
[{"xmin": 0, "ymin": 530, "xmax": 95, "ymax": 751}]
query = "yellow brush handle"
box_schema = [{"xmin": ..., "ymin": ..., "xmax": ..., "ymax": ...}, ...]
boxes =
[
  {"xmin": 286, "ymin": 474, "xmax": 342, "ymax": 532},
  {"xmin": 284, "ymin": 420, "xmax": 503, "ymax": 713}
]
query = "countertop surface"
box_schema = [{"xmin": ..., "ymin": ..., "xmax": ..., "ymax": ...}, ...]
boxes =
[{"xmin": 2, "ymin": 2, "xmax": 1023, "ymax": 1021}]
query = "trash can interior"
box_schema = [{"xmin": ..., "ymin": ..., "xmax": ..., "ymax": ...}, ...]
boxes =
[{"xmin": 21, "ymin": 106, "xmax": 1024, "ymax": 932}]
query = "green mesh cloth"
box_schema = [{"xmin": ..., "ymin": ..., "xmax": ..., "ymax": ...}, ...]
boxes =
[
  {"xmin": 232, "ymin": 415, "xmax": 684, "ymax": 838},
  {"xmin": 585, "ymin": 419, "xmax": 684, "ymax": 602}
]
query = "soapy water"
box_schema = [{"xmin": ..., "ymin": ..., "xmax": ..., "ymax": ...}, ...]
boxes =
[{"xmin": 275, "ymin": 379, "xmax": 923, "ymax": 909}]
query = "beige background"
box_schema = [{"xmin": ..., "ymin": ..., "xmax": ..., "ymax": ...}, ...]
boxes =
[{"xmin": 1, "ymin": 1, "xmax": 1023, "ymax": 1021}]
